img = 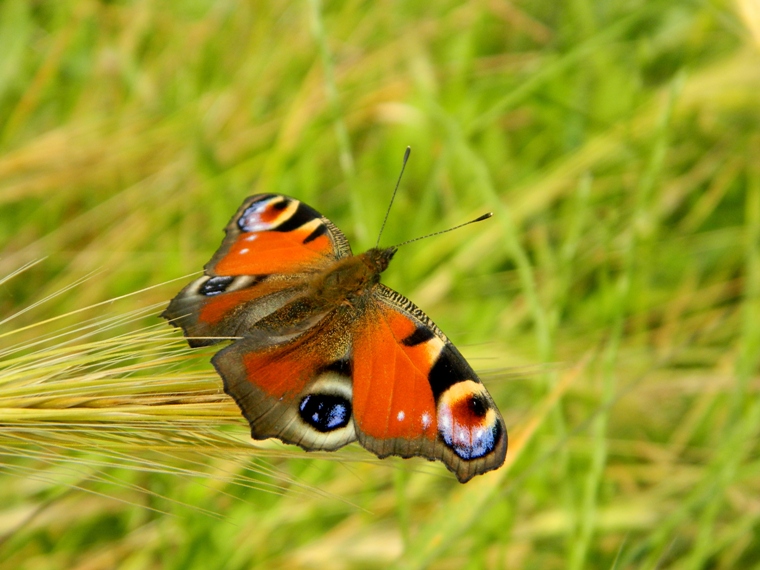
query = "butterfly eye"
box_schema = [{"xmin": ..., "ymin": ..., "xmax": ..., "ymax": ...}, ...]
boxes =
[{"xmin": 299, "ymin": 394, "xmax": 352, "ymax": 432}]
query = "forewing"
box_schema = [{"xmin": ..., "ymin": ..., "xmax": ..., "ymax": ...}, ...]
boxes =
[
  {"xmin": 163, "ymin": 194, "xmax": 351, "ymax": 346},
  {"xmin": 206, "ymin": 193, "xmax": 352, "ymax": 276},
  {"xmin": 351, "ymin": 284, "xmax": 507, "ymax": 482},
  {"xmin": 161, "ymin": 274, "xmax": 307, "ymax": 347}
]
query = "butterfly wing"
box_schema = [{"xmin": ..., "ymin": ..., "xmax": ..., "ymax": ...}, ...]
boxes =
[
  {"xmin": 212, "ymin": 283, "xmax": 506, "ymax": 480},
  {"xmin": 165, "ymin": 194, "xmax": 505, "ymax": 481},
  {"xmin": 204, "ymin": 193, "xmax": 352, "ymax": 277},
  {"xmin": 211, "ymin": 310, "xmax": 358, "ymax": 451},
  {"xmin": 351, "ymin": 285, "xmax": 507, "ymax": 483},
  {"xmin": 162, "ymin": 194, "xmax": 352, "ymax": 347}
]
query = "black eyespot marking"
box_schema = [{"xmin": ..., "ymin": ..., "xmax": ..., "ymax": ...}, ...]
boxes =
[
  {"xmin": 402, "ymin": 326, "xmax": 435, "ymax": 347},
  {"xmin": 303, "ymin": 223, "xmax": 328, "ymax": 244},
  {"xmin": 469, "ymin": 394, "xmax": 488, "ymax": 417},
  {"xmin": 275, "ymin": 202, "xmax": 324, "ymax": 232},
  {"xmin": 319, "ymin": 358, "xmax": 352, "ymax": 377},
  {"xmin": 271, "ymin": 199, "xmax": 289, "ymax": 211},
  {"xmin": 199, "ymin": 276, "xmax": 235, "ymax": 296},
  {"xmin": 299, "ymin": 394, "xmax": 351, "ymax": 432}
]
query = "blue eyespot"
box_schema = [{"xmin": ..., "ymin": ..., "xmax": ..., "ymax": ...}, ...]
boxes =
[
  {"xmin": 299, "ymin": 394, "xmax": 351, "ymax": 432},
  {"xmin": 199, "ymin": 276, "xmax": 234, "ymax": 296}
]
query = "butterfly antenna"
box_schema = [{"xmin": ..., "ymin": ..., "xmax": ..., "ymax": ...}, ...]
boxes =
[
  {"xmin": 376, "ymin": 146, "xmax": 411, "ymax": 248},
  {"xmin": 392, "ymin": 212, "xmax": 493, "ymax": 249}
]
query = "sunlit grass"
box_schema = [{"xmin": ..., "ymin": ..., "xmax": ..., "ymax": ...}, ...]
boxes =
[{"xmin": 1, "ymin": 0, "xmax": 760, "ymax": 568}]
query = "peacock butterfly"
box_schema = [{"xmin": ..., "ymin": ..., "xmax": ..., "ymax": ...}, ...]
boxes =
[{"xmin": 163, "ymin": 152, "xmax": 507, "ymax": 482}]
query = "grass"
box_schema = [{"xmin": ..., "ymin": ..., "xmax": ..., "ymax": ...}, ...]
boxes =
[{"xmin": 1, "ymin": 0, "xmax": 760, "ymax": 567}]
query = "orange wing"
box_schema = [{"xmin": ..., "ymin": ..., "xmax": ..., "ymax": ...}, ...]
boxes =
[
  {"xmin": 200, "ymin": 282, "xmax": 506, "ymax": 481},
  {"xmin": 206, "ymin": 194, "xmax": 352, "ymax": 276},
  {"xmin": 163, "ymin": 194, "xmax": 351, "ymax": 346},
  {"xmin": 351, "ymin": 285, "xmax": 506, "ymax": 482},
  {"xmin": 211, "ymin": 311, "xmax": 357, "ymax": 451}
]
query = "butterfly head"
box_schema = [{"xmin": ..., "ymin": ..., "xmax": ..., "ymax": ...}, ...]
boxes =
[{"xmin": 363, "ymin": 246, "xmax": 397, "ymax": 278}]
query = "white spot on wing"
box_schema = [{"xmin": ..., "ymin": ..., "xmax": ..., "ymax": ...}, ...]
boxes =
[
  {"xmin": 421, "ymin": 412, "xmax": 432, "ymax": 429},
  {"xmin": 397, "ymin": 411, "xmax": 405, "ymax": 421},
  {"xmin": 437, "ymin": 411, "xmax": 450, "ymax": 432},
  {"xmin": 239, "ymin": 248, "xmax": 249, "ymax": 254}
]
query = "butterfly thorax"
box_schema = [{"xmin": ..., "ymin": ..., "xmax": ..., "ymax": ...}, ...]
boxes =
[
  {"xmin": 247, "ymin": 247, "xmax": 397, "ymax": 336},
  {"xmin": 310, "ymin": 247, "xmax": 397, "ymax": 304}
]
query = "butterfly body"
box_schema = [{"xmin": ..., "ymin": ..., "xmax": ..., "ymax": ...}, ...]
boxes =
[
  {"xmin": 304, "ymin": 246, "xmax": 396, "ymax": 306},
  {"xmin": 164, "ymin": 193, "xmax": 507, "ymax": 482}
]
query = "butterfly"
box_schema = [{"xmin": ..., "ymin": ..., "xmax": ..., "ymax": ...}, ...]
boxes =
[{"xmin": 163, "ymin": 187, "xmax": 507, "ymax": 482}]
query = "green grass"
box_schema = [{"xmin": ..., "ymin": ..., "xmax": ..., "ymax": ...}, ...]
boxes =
[{"xmin": 2, "ymin": 0, "xmax": 760, "ymax": 567}]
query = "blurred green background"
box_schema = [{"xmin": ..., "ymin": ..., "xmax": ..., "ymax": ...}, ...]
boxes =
[{"xmin": 2, "ymin": 1, "xmax": 760, "ymax": 568}]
